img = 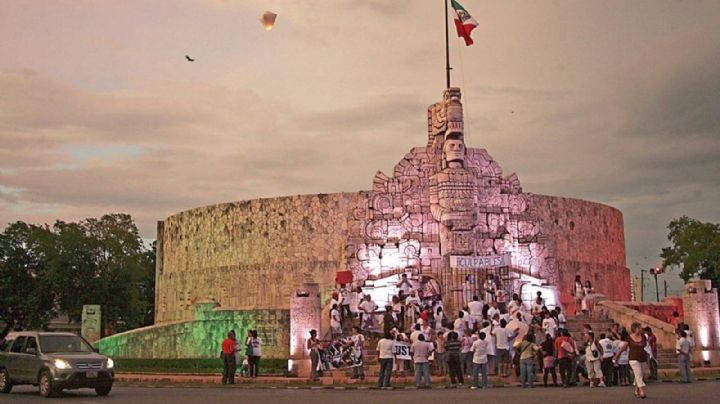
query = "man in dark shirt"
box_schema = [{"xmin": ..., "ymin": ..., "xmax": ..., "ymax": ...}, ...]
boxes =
[{"xmin": 221, "ymin": 331, "xmax": 237, "ymax": 384}]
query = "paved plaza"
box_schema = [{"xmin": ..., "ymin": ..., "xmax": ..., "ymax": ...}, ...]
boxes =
[{"xmin": 2, "ymin": 381, "xmax": 718, "ymax": 404}]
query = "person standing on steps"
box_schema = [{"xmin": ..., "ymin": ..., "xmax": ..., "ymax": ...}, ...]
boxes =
[
  {"xmin": 518, "ymin": 333, "xmax": 541, "ymax": 388},
  {"xmin": 573, "ymin": 275, "xmax": 585, "ymax": 316},
  {"xmin": 445, "ymin": 331, "xmax": 464, "ymax": 387},
  {"xmin": 585, "ymin": 331, "xmax": 606, "ymax": 388},
  {"xmin": 350, "ymin": 325, "xmax": 366, "ymax": 380},
  {"xmin": 644, "ymin": 327, "xmax": 658, "ymax": 381},
  {"xmin": 307, "ymin": 329, "xmax": 321, "ymax": 382},
  {"xmin": 470, "ymin": 331, "xmax": 489, "ymax": 389},
  {"xmin": 411, "ymin": 333, "xmax": 434, "ymax": 388},
  {"xmin": 676, "ymin": 330, "xmax": 693, "ymax": 383},
  {"xmin": 376, "ymin": 332, "xmax": 395, "ymax": 388}
]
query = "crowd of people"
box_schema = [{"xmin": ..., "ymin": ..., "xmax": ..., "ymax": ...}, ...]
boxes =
[{"xmin": 313, "ymin": 275, "xmax": 697, "ymax": 399}]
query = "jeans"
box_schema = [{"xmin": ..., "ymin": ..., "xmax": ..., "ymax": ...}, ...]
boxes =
[
  {"xmin": 678, "ymin": 354, "xmax": 692, "ymax": 383},
  {"xmin": 558, "ymin": 358, "xmax": 572, "ymax": 386},
  {"xmin": 520, "ymin": 358, "xmax": 536, "ymax": 387},
  {"xmin": 378, "ymin": 358, "xmax": 393, "ymax": 387},
  {"xmin": 222, "ymin": 353, "xmax": 237, "ymax": 384},
  {"xmin": 601, "ymin": 358, "xmax": 614, "ymax": 385},
  {"xmin": 352, "ymin": 360, "xmax": 365, "ymax": 379},
  {"xmin": 448, "ymin": 354, "xmax": 463, "ymax": 385},
  {"xmin": 248, "ymin": 356, "xmax": 260, "ymax": 377},
  {"xmin": 435, "ymin": 352, "xmax": 448, "ymax": 375},
  {"xmin": 414, "ymin": 362, "xmax": 431, "ymax": 387},
  {"xmin": 618, "ymin": 363, "xmax": 630, "ymax": 385},
  {"xmin": 472, "ymin": 362, "xmax": 488, "ymax": 388},
  {"xmin": 461, "ymin": 352, "xmax": 473, "ymax": 381},
  {"xmin": 649, "ymin": 357, "xmax": 658, "ymax": 379}
]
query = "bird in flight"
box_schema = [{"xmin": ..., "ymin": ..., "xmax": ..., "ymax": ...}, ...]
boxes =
[{"xmin": 185, "ymin": 55, "xmax": 195, "ymax": 62}]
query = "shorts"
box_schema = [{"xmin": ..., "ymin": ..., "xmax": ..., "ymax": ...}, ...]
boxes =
[{"xmin": 497, "ymin": 349, "xmax": 510, "ymax": 363}]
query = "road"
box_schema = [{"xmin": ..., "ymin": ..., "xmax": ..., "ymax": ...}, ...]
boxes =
[{"xmin": 1, "ymin": 381, "xmax": 716, "ymax": 403}]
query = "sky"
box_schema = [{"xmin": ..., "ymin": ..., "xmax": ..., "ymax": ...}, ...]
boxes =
[{"xmin": 1, "ymin": 0, "xmax": 719, "ymax": 299}]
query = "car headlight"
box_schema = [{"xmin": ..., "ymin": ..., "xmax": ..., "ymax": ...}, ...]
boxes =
[
  {"xmin": 106, "ymin": 358, "xmax": 114, "ymax": 369},
  {"xmin": 53, "ymin": 359, "xmax": 72, "ymax": 370}
]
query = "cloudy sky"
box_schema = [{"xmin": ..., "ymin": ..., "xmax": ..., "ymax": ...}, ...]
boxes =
[{"xmin": 2, "ymin": 0, "xmax": 719, "ymax": 298}]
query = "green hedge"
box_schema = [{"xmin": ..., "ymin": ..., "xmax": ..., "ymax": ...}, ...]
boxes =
[{"xmin": 113, "ymin": 358, "xmax": 288, "ymax": 374}]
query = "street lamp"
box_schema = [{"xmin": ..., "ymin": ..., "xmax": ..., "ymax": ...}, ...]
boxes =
[{"xmin": 650, "ymin": 267, "xmax": 664, "ymax": 302}]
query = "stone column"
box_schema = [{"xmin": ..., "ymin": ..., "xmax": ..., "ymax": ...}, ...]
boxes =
[
  {"xmin": 289, "ymin": 283, "xmax": 321, "ymax": 377},
  {"xmin": 81, "ymin": 305, "xmax": 101, "ymax": 343},
  {"xmin": 683, "ymin": 279, "xmax": 720, "ymax": 366}
]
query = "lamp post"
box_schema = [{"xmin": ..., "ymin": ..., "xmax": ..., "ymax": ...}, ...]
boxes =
[{"xmin": 650, "ymin": 267, "xmax": 664, "ymax": 302}]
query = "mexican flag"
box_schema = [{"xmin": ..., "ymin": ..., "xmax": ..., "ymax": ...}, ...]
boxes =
[{"xmin": 450, "ymin": 0, "xmax": 478, "ymax": 46}]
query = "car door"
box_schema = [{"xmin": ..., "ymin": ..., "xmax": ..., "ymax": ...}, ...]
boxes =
[
  {"xmin": 21, "ymin": 337, "xmax": 43, "ymax": 383},
  {"xmin": 8, "ymin": 336, "xmax": 27, "ymax": 382}
]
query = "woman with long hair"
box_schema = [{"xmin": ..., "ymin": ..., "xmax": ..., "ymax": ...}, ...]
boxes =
[
  {"xmin": 616, "ymin": 322, "xmax": 648, "ymax": 399},
  {"xmin": 246, "ymin": 330, "xmax": 262, "ymax": 378}
]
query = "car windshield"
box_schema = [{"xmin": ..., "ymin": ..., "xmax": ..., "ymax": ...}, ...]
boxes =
[{"xmin": 39, "ymin": 335, "xmax": 94, "ymax": 353}]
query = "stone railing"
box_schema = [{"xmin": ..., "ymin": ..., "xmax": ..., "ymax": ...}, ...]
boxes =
[{"xmin": 596, "ymin": 297, "xmax": 677, "ymax": 350}]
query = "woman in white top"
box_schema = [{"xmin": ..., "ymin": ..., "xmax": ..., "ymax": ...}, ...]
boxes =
[
  {"xmin": 573, "ymin": 275, "xmax": 585, "ymax": 316},
  {"xmin": 330, "ymin": 304, "xmax": 342, "ymax": 338},
  {"xmin": 246, "ymin": 330, "xmax": 262, "ymax": 378}
]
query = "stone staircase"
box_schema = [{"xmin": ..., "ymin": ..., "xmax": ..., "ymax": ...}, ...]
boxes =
[{"xmin": 565, "ymin": 315, "xmax": 677, "ymax": 369}]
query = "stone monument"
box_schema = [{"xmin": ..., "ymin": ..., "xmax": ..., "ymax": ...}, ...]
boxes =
[
  {"xmin": 81, "ymin": 304, "xmax": 101, "ymax": 343},
  {"xmin": 683, "ymin": 279, "xmax": 720, "ymax": 366}
]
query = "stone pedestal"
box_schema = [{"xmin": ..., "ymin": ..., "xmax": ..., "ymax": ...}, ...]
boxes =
[
  {"xmin": 289, "ymin": 283, "xmax": 321, "ymax": 376},
  {"xmin": 683, "ymin": 279, "xmax": 720, "ymax": 366},
  {"xmin": 81, "ymin": 305, "xmax": 101, "ymax": 343}
]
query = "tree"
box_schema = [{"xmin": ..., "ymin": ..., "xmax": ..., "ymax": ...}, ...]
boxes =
[
  {"xmin": 1, "ymin": 213, "xmax": 155, "ymax": 338},
  {"xmin": 0, "ymin": 222, "xmax": 57, "ymax": 338},
  {"xmin": 661, "ymin": 216, "xmax": 720, "ymax": 288}
]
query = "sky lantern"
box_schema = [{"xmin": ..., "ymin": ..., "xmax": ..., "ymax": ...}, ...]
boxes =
[{"xmin": 260, "ymin": 11, "xmax": 277, "ymax": 31}]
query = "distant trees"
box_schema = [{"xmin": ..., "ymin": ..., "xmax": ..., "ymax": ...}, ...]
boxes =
[
  {"xmin": 661, "ymin": 216, "xmax": 720, "ymax": 288},
  {"xmin": 0, "ymin": 214, "xmax": 155, "ymax": 338}
]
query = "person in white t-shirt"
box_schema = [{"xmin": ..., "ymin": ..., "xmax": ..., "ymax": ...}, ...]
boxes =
[
  {"xmin": 487, "ymin": 302, "xmax": 500, "ymax": 321},
  {"xmin": 411, "ymin": 334, "xmax": 434, "ymax": 387},
  {"xmin": 599, "ymin": 333, "xmax": 615, "ymax": 386},
  {"xmin": 470, "ymin": 332, "xmax": 490, "ymax": 389},
  {"xmin": 462, "ymin": 307, "xmax": 475, "ymax": 332},
  {"xmin": 405, "ymin": 291, "xmax": 421, "ymax": 328},
  {"xmin": 339, "ymin": 284, "xmax": 351, "ymax": 320},
  {"xmin": 480, "ymin": 321, "xmax": 497, "ymax": 375},
  {"xmin": 410, "ymin": 323, "xmax": 422, "ymax": 344},
  {"xmin": 542, "ymin": 312, "xmax": 558, "ymax": 339},
  {"xmin": 508, "ymin": 311, "xmax": 529, "ymax": 348},
  {"xmin": 330, "ymin": 304, "xmax": 342, "ymax": 338},
  {"xmin": 454, "ymin": 311, "xmax": 467, "ymax": 335},
  {"xmin": 350, "ymin": 325, "xmax": 365, "ymax": 380},
  {"xmin": 461, "ymin": 329, "xmax": 474, "ymax": 382},
  {"xmin": 557, "ymin": 307, "xmax": 567, "ymax": 330},
  {"xmin": 507, "ymin": 293, "xmax": 522, "ymax": 316},
  {"xmin": 349, "ymin": 287, "xmax": 363, "ymax": 318},
  {"xmin": 398, "ymin": 274, "xmax": 413, "ymax": 298},
  {"xmin": 376, "ymin": 332, "xmax": 395, "ymax": 388},
  {"xmin": 468, "ymin": 295, "xmax": 484, "ymax": 323},
  {"xmin": 358, "ymin": 295, "xmax": 377, "ymax": 331},
  {"xmin": 492, "ymin": 319, "xmax": 513, "ymax": 377}
]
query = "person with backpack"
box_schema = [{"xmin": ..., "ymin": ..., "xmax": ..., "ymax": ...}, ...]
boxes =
[
  {"xmin": 518, "ymin": 333, "xmax": 541, "ymax": 388},
  {"xmin": 555, "ymin": 329, "xmax": 576, "ymax": 387},
  {"xmin": 585, "ymin": 331, "xmax": 606, "ymax": 388}
]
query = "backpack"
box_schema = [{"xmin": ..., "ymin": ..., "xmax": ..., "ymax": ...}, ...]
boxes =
[{"xmin": 561, "ymin": 340, "xmax": 575, "ymax": 358}]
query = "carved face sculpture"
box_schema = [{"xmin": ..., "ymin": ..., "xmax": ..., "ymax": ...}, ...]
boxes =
[{"xmin": 443, "ymin": 139, "xmax": 465, "ymax": 163}]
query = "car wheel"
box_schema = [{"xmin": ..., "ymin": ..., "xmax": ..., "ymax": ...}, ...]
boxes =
[
  {"xmin": 95, "ymin": 382, "xmax": 113, "ymax": 396},
  {"xmin": 0, "ymin": 368, "xmax": 12, "ymax": 393},
  {"xmin": 38, "ymin": 370, "xmax": 58, "ymax": 398}
]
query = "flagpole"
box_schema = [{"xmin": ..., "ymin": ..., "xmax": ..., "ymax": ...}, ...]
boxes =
[{"xmin": 444, "ymin": 0, "xmax": 451, "ymax": 88}]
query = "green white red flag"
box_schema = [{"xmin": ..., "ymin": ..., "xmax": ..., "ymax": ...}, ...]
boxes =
[{"xmin": 450, "ymin": 0, "xmax": 478, "ymax": 46}]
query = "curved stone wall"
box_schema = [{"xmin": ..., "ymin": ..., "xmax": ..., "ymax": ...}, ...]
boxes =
[
  {"xmin": 155, "ymin": 191, "xmax": 628, "ymax": 325},
  {"xmin": 155, "ymin": 193, "xmax": 364, "ymax": 324},
  {"xmin": 530, "ymin": 194, "xmax": 630, "ymax": 303}
]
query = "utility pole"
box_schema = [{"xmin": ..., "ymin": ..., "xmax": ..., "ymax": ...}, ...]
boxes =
[
  {"xmin": 664, "ymin": 279, "xmax": 668, "ymax": 298},
  {"xmin": 640, "ymin": 269, "xmax": 647, "ymax": 302}
]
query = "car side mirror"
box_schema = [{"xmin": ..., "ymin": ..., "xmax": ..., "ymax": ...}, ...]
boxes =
[{"xmin": 26, "ymin": 347, "xmax": 37, "ymax": 355}]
